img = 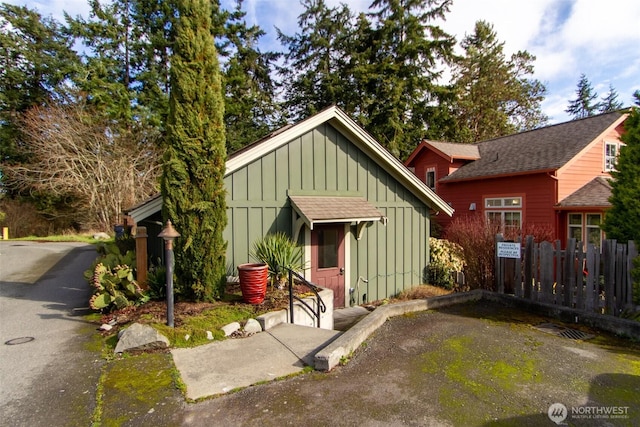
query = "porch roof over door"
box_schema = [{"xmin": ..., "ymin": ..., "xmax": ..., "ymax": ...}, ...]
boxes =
[{"xmin": 289, "ymin": 195, "xmax": 386, "ymax": 240}]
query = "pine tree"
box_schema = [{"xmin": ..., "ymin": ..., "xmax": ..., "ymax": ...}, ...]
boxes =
[
  {"xmin": 277, "ymin": 0, "xmax": 356, "ymax": 121},
  {"xmin": 599, "ymin": 84, "xmax": 624, "ymax": 113},
  {"xmin": 162, "ymin": 0, "xmax": 227, "ymax": 301},
  {"xmin": 449, "ymin": 20, "xmax": 547, "ymax": 143},
  {"xmin": 364, "ymin": 0, "xmax": 455, "ymax": 158},
  {"xmin": 0, "ymin": 4, "xmax": 80, "ymax": 162},
  {"xmin": 602, "ymin": 108, "xmax": 640, "ymax": 243},
  {"xmin": 634, "ymin": 90, "xmax": 640, "ymax": 106},
  {"xmin": 565, "ymin": 74, "xmax": 599, "ymax": 119},
  {"xmin": 222, "ymin": 1, "xmax": 284, "ymax": 151}
]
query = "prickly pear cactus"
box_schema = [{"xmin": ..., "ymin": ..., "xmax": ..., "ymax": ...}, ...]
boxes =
[{"xmin": 87, "ymin": 263, "xmax": 147, "ymax": 312}]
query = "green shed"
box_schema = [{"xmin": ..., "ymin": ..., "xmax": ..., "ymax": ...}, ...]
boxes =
[{"xmin": 127, "ymin": 106, "xmax": 453, "ymax": 307}]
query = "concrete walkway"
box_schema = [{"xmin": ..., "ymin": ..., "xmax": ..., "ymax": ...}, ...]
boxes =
[{"xmin": 172, "ymin": 323, "xmax": 341, "ymax": 400}]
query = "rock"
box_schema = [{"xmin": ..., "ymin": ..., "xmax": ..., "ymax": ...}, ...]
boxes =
[
  {"xmin": 206, "ymin": 331, "xmax": 214, "ymax": 340},
  {"xmin": 114, "ymin": 323, "xmax": 169, "ymax": 354},
  {"xmin": 93, "ymin": 232, "xmax": 111, "ymax": 240},
  {"xmin": 221, "ymin": 322, "xmax": 241, "ymax": 337},
  {"xmin": 243, "ymin": 318, "xmax": 262, "ymax": 335},
  {"xmin": 99, "ymin": 324, "xmax": 113, "ymax": 331}
]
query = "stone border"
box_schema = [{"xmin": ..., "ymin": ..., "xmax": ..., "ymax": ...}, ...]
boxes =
[{"xmin": 314, "ymin": 290, "xmax": 640, "ymax": 372}]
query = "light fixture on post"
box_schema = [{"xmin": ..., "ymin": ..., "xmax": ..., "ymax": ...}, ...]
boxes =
[{"xmin": 158, "ymin": 220, "xmax": 180, "ymax": 327}]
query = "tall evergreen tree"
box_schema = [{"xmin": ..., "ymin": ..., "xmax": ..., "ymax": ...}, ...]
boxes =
[
  {"xmin": 565, "ymin": 73, "xmax": 599, "ymax": 119},
  {"xmin": 222, "ymin": 0, "xmax": 284, "ymax": 151},
  {"xmin": 448, "ymin": 20, "xmax": 547, "ymax": 143},
  {"xmin": 162, "ymin": 0, "xmax": 227, "ymax": 301},
  {"xmin": 0, "ymin": 4, "xmax": 80, "ymax": 162},
  {"xmin": 599, "ymin": 84, "xmax": 624, "ymax": 113},
  {"xmin": 602, "ymin": 108, "xmax": 640, "ymax": 243},
  {"xmin": 277, "ymin": 0, "xmax": 356, "ymax": 121},
  {"xmin": 364, "ymin": 0, "xmax": 455, "ymax": 158},
  {"xmin": 634, "ymin": 90, "xmax": 640, "ymax": 106}
]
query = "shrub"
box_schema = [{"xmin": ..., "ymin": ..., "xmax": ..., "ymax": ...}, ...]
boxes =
[
  {"xmin": 427, "ymin": 237, "xmax": 465, "ymax": 289},
  {"xmin": 445, "ymin": 216, "xmax": 500, "ymax": 290},
  {"xmin": 251, "ymin": 232, "xmax": 305, "ymax": 288},
  {"xmin": 445, "ymin": 215, "xmax": 555, "ymax": 291}
]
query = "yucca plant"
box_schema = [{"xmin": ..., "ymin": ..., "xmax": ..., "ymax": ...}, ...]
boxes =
[{"xmin": 250, "ymin": 232, "xmax": 305, "ymax": 288}]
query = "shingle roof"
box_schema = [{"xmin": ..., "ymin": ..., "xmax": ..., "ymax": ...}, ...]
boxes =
[
  {"xmin": 288, "ymin": 196, "xmax": 385, "ymax": 224},
  {"xmin": 557, "ymin": 177, "xmax": 612, "ymax": 208},
  {"xmin": 425, "ymin": 140, "xmax": 480, "ymax": 160},
  {"xmin": 441, "ymin": 112, "xmax": 626, "ymax": 182}
]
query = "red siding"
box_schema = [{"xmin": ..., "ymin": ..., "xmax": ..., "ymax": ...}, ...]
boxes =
[
  {"xmin": 436, "ymin": 173, "xmax": 557, "ymax": 234},
  {"xmin": 409, "ymin": 149, "xmax": 466, "ymax": 194}
]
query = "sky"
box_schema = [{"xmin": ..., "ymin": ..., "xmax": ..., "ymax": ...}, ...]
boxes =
[{"xmin": 11, "ymin": 0, "xmax": 640, "ymax": 124}]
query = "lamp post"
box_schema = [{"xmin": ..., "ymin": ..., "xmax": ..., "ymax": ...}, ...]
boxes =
[{"xmin": 158, "ymin": 220, "xmax": 180, "ymax": 327}]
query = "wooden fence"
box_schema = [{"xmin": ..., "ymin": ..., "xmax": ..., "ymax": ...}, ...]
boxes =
[{"xmin": 495, "ymin": 235, "xmax": 637, "ymax": 317}]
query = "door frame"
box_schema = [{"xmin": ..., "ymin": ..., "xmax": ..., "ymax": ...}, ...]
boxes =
[{"xmin": 303, "ymin": 223, "xmax": 351, "ymax": 308}]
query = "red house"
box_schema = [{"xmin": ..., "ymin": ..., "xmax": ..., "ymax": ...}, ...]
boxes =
[{"xmin": 405, "ymin": 111, "xmax": 629, "ymax": 247}]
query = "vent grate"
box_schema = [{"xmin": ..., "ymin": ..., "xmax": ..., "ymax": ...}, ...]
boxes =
[{"xmin": 534, "ymin": 323, "xmax": 594, "ymax": 340}]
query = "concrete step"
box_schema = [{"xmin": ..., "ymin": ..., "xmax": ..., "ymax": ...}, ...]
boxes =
[{"xmin": 333, "ymin": 306, "xmax": 371, "ymax": 331}]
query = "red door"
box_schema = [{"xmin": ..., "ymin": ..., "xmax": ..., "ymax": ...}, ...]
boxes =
[{"xmin": 311, "ymin": 224, "xmax": 345, "ymax": 308}]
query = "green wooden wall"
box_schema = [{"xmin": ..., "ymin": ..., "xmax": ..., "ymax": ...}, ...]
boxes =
[{"xmin": 224, "ymin": 123, "xmax": 430, "ymax": 302}]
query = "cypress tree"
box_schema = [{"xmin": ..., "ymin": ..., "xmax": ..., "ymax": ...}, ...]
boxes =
[{"xmin": 161, "ymin": 0, "xmax": 227, "ymax": 301}]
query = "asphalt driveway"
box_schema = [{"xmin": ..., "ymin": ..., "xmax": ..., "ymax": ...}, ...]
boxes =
[
  {"xmin": 0, "ymin": 241, "xmax": 101, "ymax": 426},
  {"xmin": 177, "ymin": 301, "xmax": 640, "ymax": 426}
]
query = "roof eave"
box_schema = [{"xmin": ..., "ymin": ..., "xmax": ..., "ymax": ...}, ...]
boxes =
[{"xmin": 442, "ymin": 168, "xmax": 557, "ymax": 183}]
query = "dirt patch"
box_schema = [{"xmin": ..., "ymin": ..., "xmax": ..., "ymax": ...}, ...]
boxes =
[{"xmin": 98, "ymin": 281, "xmax": 315, "ymax": 328}]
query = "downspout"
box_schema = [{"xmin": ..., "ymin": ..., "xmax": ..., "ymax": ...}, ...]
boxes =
[{"xmin": 548, "ymin": 172, "xmax": 561, "ymax": 244}]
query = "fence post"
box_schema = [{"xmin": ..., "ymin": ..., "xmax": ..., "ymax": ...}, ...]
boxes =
[
  {"xmin": 627, "ymin": 241, "xmax": 638, "ymax": 311},
  {"xmin": 135, "ymin": 226, "xmax": 148, "ymax": 288},
  {"xmin": 523, "ymin": 236, "xmax": 534, "ymax": 299},
  {"xmin": 585, "ymin": 244, "xmax": 596, "ymax": 312},
  {"xmin": 575, "ymin": 243, "xmax": 585, "ymax": 311},
  {"xmin": 554, "ymin": 240, "xmax": 562, "ymax": 305},
  {"xmin": 603, "ymin": 240, "xmax": 616, "ymax": 315},
  {"xmin": 540, "ymin": 241, "xmax": 554, "ymax": 304},
  {"xmin": 563, "ymin": 238, "xmax": 576, "ymax": 308},
  {"xmin": 495, "ymin": 234, "xmax": 504, "ymax": 293}
]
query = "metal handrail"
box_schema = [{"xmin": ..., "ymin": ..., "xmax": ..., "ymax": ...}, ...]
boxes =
[{"xmin": 287, "ymin": 269, "xmax": 327, "ymax": 328}]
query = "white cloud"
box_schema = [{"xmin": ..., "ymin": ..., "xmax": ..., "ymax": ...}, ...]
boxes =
[{"xmin": 7, "ymin": 0, "xmax": 640, "ymax": 122}]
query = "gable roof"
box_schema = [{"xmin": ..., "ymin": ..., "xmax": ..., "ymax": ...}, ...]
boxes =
[
  {"xmin": 440, "ymin": 111, "xmax": 627, "ymax": 182},
  {"xmin": 127, "ymin": 106, "xmax": 453, "ymax": 223},
  {"xmin": 556, "ymin": 176, "xmax": 612, "ymax": 209},
  {"xmin": 405, "ymin": 140, "xmax": 480, "ymax": 165}
]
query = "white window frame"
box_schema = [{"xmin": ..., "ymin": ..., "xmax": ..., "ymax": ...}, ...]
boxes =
[
  {"xmin": 568, "ymin": 213, "xmax": 603, "ymax": 248},
  {"xmin": 425, "ymin": 167, "xmax": 436, "ymax": 191},
  {"xmin": 604, "ymin": 141, "xmax": 622, "ymax": 172},
  {"xmin": 485, "ymin": 197, "xmax": 522, "ymax": 231}
]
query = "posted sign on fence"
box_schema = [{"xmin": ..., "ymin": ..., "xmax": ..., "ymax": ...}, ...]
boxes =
[{"xmin": 497, "ymin": 242, "xmax": 521, "ymax": 259}]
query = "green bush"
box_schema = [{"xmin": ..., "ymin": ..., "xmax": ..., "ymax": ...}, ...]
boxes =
[
  {"xmin": 250, "ymin": 232, "xmax": 305, "ymax": 288},
  {"xmin": 427, "ymin": 237, "xmax": 465, "ymax": 289}
]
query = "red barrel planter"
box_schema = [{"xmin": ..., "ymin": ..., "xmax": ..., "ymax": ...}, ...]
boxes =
[{"xmin": 237, "ymin": 263, "xmax": 269, "ymax": 304}]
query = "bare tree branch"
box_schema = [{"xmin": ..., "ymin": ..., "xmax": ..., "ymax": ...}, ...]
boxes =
[{"xmin": 3, "ymin": 103, "xmax": 161, "ymax": 230}]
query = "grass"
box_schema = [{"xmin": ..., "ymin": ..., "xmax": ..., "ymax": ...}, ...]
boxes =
[{"xmin": 12, "ymin": 233, "xmax": 112, "ymax": 244}]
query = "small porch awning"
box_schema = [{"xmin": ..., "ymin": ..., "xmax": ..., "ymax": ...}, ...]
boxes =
[
  {"xmin": 289, "ymin": 195, "xmax": 387, "ymax": 240},
  {"xmin": 555, "ymin": 177, "xmax": 612, "ymax": 210}
]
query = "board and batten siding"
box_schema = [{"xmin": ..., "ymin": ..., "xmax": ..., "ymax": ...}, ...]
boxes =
[{"xmin": 224, "ymin": 123, "xmax": 430, "ymax": 301}]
